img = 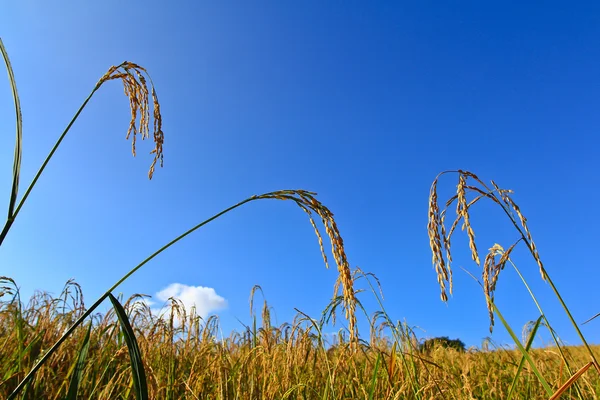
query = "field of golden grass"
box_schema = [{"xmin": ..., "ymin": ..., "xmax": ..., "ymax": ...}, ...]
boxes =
[
  {"xmin": 1, "ymin": 279, "xmax": 599, "ymax": 399},
  {"xmin": 1, "ymin": 37, "xmax": 599, "ymax": 399}
]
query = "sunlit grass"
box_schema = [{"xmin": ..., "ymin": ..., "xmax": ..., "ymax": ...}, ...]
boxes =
[
  {"xmin": 1, "ymin": 280, "xmax": 599, "ymax": 399},
  {"xmin": 2, "ymin": 36, "xmax": 599, "ymax": 399}
]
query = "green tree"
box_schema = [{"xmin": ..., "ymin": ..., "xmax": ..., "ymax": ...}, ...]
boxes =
[{"xmin": 420, "ymin": 336, "xmax": 466, "ymax": 353}]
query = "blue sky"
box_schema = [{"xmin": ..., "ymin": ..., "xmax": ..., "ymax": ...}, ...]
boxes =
[{"xmin": 1, "ymin": 2, "xmax": 599, "ymax": 348}]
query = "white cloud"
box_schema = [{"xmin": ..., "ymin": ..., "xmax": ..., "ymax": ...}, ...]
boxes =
[{"xmin": 150, "ymin": 283, "xmax": 227, "ymax": 320}]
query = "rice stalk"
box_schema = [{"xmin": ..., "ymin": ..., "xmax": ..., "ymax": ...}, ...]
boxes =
[
  {"xmin": 427, "ymin": 170, "xmax": 599, "ymax": 380},
  {"xmin": 7, "ymin": 189, "xmax": 357, "ymax": 398},
  {"xmin": 0, "ymin": 59, "xmax": 165, "ymax": 248},
  {"xmin": 6, "ymin": 280, "xmax": 600, "ymax": 398},
  {"xmin": 0, "ymin": 38, "xmax": 22, "ymax": 221}
]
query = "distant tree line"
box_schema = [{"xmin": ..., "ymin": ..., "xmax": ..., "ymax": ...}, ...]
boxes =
[{"xmin": 419, "ymin": 336, "xmax": 466, "ymax": 353}]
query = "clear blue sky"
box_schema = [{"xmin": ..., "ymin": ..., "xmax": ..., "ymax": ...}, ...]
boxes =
[{"xmin": 1, "ymin": 2, "xmax": 599, "ymax": 348}]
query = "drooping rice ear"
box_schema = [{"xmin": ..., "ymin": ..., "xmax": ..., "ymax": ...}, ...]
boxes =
[
  {"xmin": 256, "ymin": 190, "xmax": 358, "ymax": 343},
  {"xmin": 96, "ymin": 62, "xmax": 164, "ymax": 179},
  {"xmin": 428, "ymin": 175, "xmax": 451, "ymax": 302}
]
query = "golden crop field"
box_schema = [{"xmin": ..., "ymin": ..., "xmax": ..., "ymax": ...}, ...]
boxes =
[
  {"xmin": 1, "ymin": 36, "xmax": 599, "ymax": 399},
  {"xmin": 1, "ymin": 278, "xmax": 599, "ymax": 399}
]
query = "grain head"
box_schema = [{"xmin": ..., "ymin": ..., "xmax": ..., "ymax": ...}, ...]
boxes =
[
  {"xmin": 428, "ymin": 176, "xmax": 451, "ymax": 301},
  {"xmin": 482, "ymin": 243, "xmax": 517, "ymax": 332},
  {"xmin": 428, "ymin": 170, "xmax": 549, "ymax": 332},
  {"xmin": 254, "ymin": 190, "xmax": 357, "ymax": 344},
  {"xmin": 96, "ymin": 62, "xmax": 164, "ymax": 179}
]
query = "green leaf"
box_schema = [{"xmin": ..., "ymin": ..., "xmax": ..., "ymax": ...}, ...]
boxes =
[
  {"xmin": 368, "ymin": 353, "xmax": 381, "ymax": 400},
  {"xmin": 108, "ymin": 293, "xmax": 148, "ymax": 400},
  {"xmin": 0, "ymin": 37, "xmax": 23, "ymax": 221},
  {"xmin": 65, "ymin": 323, "xmax": 92, "ymax": 400},
  {"xmin": 507, "ymin": 315, "xmax": 542, "ymax": 400},
  {"xmin": 493, "ymin": 304, "xmax": 553, "ymax": 395}
]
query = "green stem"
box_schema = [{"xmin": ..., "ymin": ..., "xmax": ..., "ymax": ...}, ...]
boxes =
[
  {"xmin": 493, "ymin": 304, "xmax": 553, "ymax": 396},
  {"xmin": 496, "ymin": 203, "xmax": 599, "ymax": 367},
  {"xmin": 8, "ymin": 196, "xmax": 255, "ymax": 399},
  {"xmin": 510, "ymin": 259, "xmax": 583, "ymax": 399},
  {"xmin": 0, "ymin": 84, "xmax": 101, "ymax": 247},
  {"xmin": 0, "ymin": 37, "xmax": 23, "ymax": 221},
  {"xmin": 452, "ymin": 172, "xmax": 599, "ymax": 368}
]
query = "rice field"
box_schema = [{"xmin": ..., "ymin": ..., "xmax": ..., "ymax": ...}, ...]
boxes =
[
  {"xmin": 1, "ymin": 278, "xmax": 599, "ymax": 399},
  {"xmin": 1, "ymin": 37, "xmax": 599, "ymax": 399}
]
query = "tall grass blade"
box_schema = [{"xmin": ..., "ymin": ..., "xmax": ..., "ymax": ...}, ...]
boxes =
[
  {"xmin": 8, "ymin": 190, "xmax": 355, "ymax": 398},
  {"xmin": 582, "ymin": 311, "xmax": 600, "ymax": 325},
  {"xmin": 368, "ymin": 352, "xmax": 381, "ymax": 400},
  {"xmin": 509, "ymin": 259, "xmax": 583, "ymax": 399},
  {"xmin": 493, "ymin": 304, "xmax": 553, "ymax": 395},
  {"xmin": 0, "ymin": 61, "xmax": 164, "ymax": 247},
  {"xmin": 108, "ymin": 293, "xmax": 148, "ymax": 400},
  {"xmin": 0, "ymin": 37, "xmax": 22, "ymax": 220},
  {"xmin": 506, "ymin": 315, "xmax": 542, "ymax": 400},
  {"xmin": 65, "ymin": 323, "xmax": 92, "ymax": 400},
  {"xmin": 549, "ymin": 362, "xmax": 593, "ymax": 400}
]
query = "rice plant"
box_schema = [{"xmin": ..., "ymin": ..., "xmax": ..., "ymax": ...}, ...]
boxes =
[
  {"xmin": 2, "ymin": 36, "xmax": 599, "ymax": 399},
  {"xmin": 0, "ymin": 38, "xmax": 357, "ymax": 399},
  {"xmin": 428, "ymin": 169, "xmax": 600, "ymax": 398},
  {"xmin": 1, "ymin": 276, "xmax": 600, "ymax": 399}
]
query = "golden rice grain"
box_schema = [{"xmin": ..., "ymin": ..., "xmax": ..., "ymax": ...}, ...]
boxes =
[
  {"xmin": 428, "ymin": 170, "xmax": 548, "ymax": 332},
  {"xmin": 428, "ymin": 176, "xmax": 450, "ymax": 301},
  {"xmin": 255, "ymin": 190, "xmax": 357, "ymax": 343},
  {"xmin": 96, "ymin": 62, "xmax": 164, "ymax": 179},
  {"xmin": 457, "ymin": 174, "xmax": 480, "ymax": 266}
]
